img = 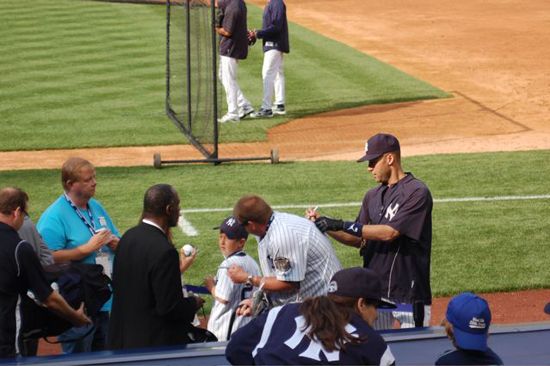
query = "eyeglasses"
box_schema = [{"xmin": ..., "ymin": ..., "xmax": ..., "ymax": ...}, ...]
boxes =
[{"xmin": 21, "ymin": 207, "xmax": 29, "ymax": 219}]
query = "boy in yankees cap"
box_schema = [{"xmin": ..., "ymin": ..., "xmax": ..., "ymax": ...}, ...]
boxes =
[
  {"xmin": 204, "ymin": 217, "xmax": 261, "ymax": 341},
  {"xmin": 436, "ymin": 292, "xmax": 503, "ymax": 365}
]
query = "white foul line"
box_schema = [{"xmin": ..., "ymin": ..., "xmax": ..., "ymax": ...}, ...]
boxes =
[
  {"xmin": 178, "ymin": 214, "xmax": 198, "ymax": 237},
  {"xmin": 181, "ymin": 194, "xmax": 550, "ymax": 213},
  {"xmin": 177, "ymin": 194, "xmax": 550, "ymax": 236}
]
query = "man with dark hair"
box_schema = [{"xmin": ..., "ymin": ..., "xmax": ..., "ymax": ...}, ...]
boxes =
[
  {"xmin": 308, "ymin": 133, "xmax": 433, "ymax": 330},
  {"xmin": 108, "ymin": 184, "xmax": 204, "ymax": 350},
  {"xmin": 0, "ymin": 187, "xmax": 90, "ymax": 358},
  {"xmin": 228, "ymin": 194, "xmax": 341, "ymax": 312},
  {"xmin": 38, "ymin": 157, "xmax": 119, "ymax": 353},
  {"xmin": 216, "ymin": 0, "xmax": 254, "ymax": 123}
]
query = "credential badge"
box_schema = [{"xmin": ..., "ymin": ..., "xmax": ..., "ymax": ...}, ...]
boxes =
[{"xmin": 99, "ymin": 216, "xmax": 107, "ymax": 227}]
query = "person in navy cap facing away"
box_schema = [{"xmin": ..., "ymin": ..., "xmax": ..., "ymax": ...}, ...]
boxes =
[
  {"xmin": 308, "ymin": 133, "xmax": 433, "ymax": 330},
  {"xmin": 204, "ymin": 217, "xmax": 261, "ymax": 341},
  {"xmin": 436, "ymin": 292, "xmax": 503, "ymax": 365},
  {"xmin": 225, "ymin": 267, "xmax": 396, "ymax": 365}
]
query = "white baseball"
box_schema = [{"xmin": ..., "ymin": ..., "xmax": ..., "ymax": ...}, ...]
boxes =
[{"xmin": 182, "ymin": 244, "xmax": 194, "ymax": 257}]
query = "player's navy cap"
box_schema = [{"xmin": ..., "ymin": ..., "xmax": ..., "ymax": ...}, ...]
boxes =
[
  {"xmin": 327, "ymin": 267, "xmax": 396, "ymax": 309},
  {"xmin": 357, "ymin": 133, "xmax": 400, "ymax": 163},
  {"xmin": 544, "ymin": 302, "xmax": 550, "ymax": 315},
  {"xmin": 446, "ymin": 292, "xmax": 491, "ymax": 351},
  {"xmin": 214, "ymin": 217, "xmax": 249, "ymax": 240}
]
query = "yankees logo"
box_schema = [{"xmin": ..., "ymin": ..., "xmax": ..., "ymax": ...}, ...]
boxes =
[
  {"xmin": 384, "ymin": 203, "xmax": 399, "ymax": 221},
  {"xmin": 284, "ymin": 316, "xmax": 358, "ymax": 362},
  {"xmin": 226, "ymin": 218, "xmax": 237, "ymax": 227}
]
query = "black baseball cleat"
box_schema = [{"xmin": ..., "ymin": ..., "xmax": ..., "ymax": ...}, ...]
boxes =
[
  {"xmin": 272, "ymin": 104, "xmax": 286, "ymax": 115},
  {"xmin": 251, "ymin": 108, "xmax": 273, "ymax": 118}
]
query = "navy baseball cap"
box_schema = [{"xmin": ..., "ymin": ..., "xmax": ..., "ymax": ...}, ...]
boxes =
[
  {"xmin": 214, "ymin": 217, "xmax": 249, "ymax": 240},
  {"xmin": 446, "ymin": 292, "xmax": 491, "ymax": 351},
  {"xmin": 544, "ymin": 302, "xmax": 550, "ymax": 315},
  {"xmin": 327, "ymin": 267, "xmax": 396, "ymax": 309},
  {"xmin": 357, "ymin": 133, "xmax": 400, "ymax": 162}
]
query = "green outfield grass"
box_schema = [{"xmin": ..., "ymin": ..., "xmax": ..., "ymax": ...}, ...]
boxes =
[
  {"xmin": 1, "ymin": 150, "xmax": 549, "ymax": 306},
  {"xmin": 0, "ymin": 0, "xmax": 450, "ymax": 151}
]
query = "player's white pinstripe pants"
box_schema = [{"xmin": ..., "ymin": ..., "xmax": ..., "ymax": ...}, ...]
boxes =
[
  {"xmin": 373, "ymin": 305, "xmax": 432, "ymax": 330},
  {"xmin": 261, "ymin": 49, "xmax": 285, "ymax": 110},
  {"xmin": 219, "ymin": 55, "xmax": 252, "ymax": 118}
]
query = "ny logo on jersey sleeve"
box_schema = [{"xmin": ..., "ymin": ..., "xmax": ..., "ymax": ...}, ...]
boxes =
[
  {"xmin": 384, "ymin": 203, "xmax": 399, "ymax": 221},
  {"xmin": 284, "ymin": 315, "xmax": 357, "ymax": 362}
]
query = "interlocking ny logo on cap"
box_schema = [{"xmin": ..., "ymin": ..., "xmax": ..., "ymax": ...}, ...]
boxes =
[
  {"xmin": 227, "ymin": 218, "xmax": 236, "ymax": 227},
  {"xmin": 364, "ymin": 142, "xmax": 369, "ymax": 153},
  {"xmin": 328, "ymin": 280, "xmax": 338, "ymax": 293}
]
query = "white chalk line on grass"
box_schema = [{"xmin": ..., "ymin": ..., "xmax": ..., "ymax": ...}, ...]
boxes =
[{"xmin": 178, "ymin": 194, "xmax": 550, "ymax": 236}]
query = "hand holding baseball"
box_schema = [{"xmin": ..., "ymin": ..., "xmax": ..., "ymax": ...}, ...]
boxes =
[{"xmin": 179, "ymin": 245, "xmax": 196, "ymax": 273}]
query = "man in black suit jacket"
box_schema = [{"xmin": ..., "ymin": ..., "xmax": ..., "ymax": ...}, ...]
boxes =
[{"xmin": 108, "ymin": 184, "xmax": 204, "ymax": 350}]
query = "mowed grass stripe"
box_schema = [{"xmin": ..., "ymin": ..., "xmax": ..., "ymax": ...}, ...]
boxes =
[
  {"xmin": 0, "ymin": 151, "xmax": 548, "ymax": 298},
  {"xmin": 0, "ymin": 0, "xmax": 449, "ymax": 151}
]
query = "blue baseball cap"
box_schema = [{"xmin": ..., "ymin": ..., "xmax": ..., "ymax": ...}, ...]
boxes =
[
  {"xmin": 446, "ymin": 292, "xmax": 491, "ymax": 351},
  {"xmin": 214, "ymin": 217, "xmax": 249, "ymax": 240},
  {"xmin": 357, "ymin": 133, "xmax": 400, "ymax": 163},
  {"xmin": 544, "ymin": 302, "xmax": 550, "ymax": 315}
]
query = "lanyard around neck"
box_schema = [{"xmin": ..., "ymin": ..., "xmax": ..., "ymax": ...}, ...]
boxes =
[{"xmin": 63, "ymin": 192, "xmax": 97, "ymax": 236}]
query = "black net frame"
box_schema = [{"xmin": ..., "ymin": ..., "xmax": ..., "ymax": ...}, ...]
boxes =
[{"xmin": 166, "ymin": 0, "xmax": 220, "ymax": 159}]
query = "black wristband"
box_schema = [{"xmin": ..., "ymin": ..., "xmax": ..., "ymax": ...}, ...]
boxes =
[{"xmin": 343, "ymin": 221, "xmax": 364, "ymax": 238}]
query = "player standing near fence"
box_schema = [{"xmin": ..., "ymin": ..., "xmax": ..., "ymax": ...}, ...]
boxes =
[
  {"xmin": 308, "ymin": 133, "xmax": 433, "ymax": 330},
  {"xmin": 215, "ymin": 0, "xmax": 255, "ymax": 123},
  {"xmin": 249, "ymin": 0, "xmax": 289, "ymax": 118}
]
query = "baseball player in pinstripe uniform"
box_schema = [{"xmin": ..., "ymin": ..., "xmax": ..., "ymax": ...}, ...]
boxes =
[
  {"xmin": 205, "ymin": 217, "xmax": 261, "ymax": 341},
  {"xmin": 228, "ymin": 195, "xmax": 342, "ymax": 313}
]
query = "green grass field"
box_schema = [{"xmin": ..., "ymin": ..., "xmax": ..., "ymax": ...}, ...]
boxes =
[
  {"xmin": 2, "ymin": 150, "xmax": 549, "ymax": 302},
  {"xmin": 0, "ymin": 0, "xmax": 449, "ymax": 151}
]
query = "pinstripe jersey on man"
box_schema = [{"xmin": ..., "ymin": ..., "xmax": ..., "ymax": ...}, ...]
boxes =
[
  {"xmin": 207, "ymin": 251, "xmax": 261, "ymax": 341},
  {"xmin": 255, "ymin": 212, "xmax": 342, "ymax": 305}
]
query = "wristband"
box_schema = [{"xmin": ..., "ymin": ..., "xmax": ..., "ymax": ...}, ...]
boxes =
[{"xmin": 343, "ymin": 221, "xmax": 364, "ymax": 238}]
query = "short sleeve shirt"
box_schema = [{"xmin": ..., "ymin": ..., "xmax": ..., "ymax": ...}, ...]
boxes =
[
  {"xmin": 207, "ymin": 251, "xmax": 261, "ymax": 341},
  {"xmin": 37, "ymin": 195, "xmax": 119, "ymax": 311},
  {"xmin": 357, "ymin": 173, "xmax": 433, "ymax": 304},
  {"xmin": 219, "ymin": 0, "xmax": 248, "ymax": 59},
  {"xmin": 436, "ymin": 348, "xmax": 504, "ymax": 365},
  {"xmin": 256, "ymin": 212, "xmax": 342, "ymax": 305}
]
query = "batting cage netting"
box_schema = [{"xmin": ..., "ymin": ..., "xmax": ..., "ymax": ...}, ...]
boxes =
[{"xmin": 166, "ymin": 0, "xmax": 222, "ymax": 158}]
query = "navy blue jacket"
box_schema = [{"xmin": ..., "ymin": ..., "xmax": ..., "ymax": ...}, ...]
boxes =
[
  {"xmin": 436, "ymin": 347, "xmax": 503, "ymax": 365},
  {"xmin": 257, "ymin": 0, "xmax": 289, "ymax": 53},
  {"xmin": 226, "ymin": 303, "xmax": 395, "ymax": 365}
]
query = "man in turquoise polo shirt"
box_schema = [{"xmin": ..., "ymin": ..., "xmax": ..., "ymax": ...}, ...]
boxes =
[{"xmin": 38, "ymin": 157, "xmax": 119, "ymax": 353}]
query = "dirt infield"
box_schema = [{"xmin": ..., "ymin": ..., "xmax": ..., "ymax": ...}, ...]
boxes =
[{"xmin": 10, "ymin": 0, "xmax": 550, "ymax": 354}]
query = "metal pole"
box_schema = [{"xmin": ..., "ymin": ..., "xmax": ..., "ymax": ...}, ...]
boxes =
[
  {"xmin": 211, "ymin": 0, "xmax": 219, "ymax": 159},
  {"xmin": 165, "ymin": 0, "xmax": 171, "ymax": 116},
  {"xmin": 186, "ymin": 0, "xmax": 192, "ymax": 134}
]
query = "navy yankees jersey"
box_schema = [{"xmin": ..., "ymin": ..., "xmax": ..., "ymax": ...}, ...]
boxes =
[
  {"xmin": 207, "ymin": 251, "xmax": 261, "ymax": 341},
  {"xmin": 226, "ymin": 303, "xmax": 395, "ymax": 365},
  {"xmin": 435, "ymin": 347, "xmax": 503, "ymax": 365},
  {"xmin": 256, "ymin": 212, "xmax": 342, "ymax": 304},
  {"xmin": 357, "ymin": 173, "xmax": 433, "ymax": 304}
]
